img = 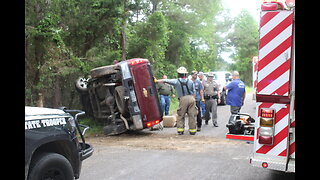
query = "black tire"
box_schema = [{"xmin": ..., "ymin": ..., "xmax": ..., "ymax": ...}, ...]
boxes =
[
  {"xmin": 220, "ymin": 91, "xmax": 227, "ymax": 105},
  {"xmin": 114, "ymin": 86, "xmax": 129, "ymax": 117},
  {"xmin": 28, "ymin": 152, "xmax": 74, "ymax": 180}
]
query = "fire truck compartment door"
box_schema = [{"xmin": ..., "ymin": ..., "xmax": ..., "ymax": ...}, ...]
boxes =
[{"xmin": 256, "ymin": 11, "xmax": 294, "ymax": 96}]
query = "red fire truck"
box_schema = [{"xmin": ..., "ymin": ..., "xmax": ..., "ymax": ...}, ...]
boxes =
[{"xmin": 250, "ymin": 0, "xmax": 295, "ymax": 172}]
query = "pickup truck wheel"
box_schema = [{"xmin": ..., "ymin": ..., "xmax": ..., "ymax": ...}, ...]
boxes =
[
  {"xmin": 90, "ymin": 64, "xmax": 119, "ymax": 78},
  {"xmin": 75, "ymin": 77, "xmax": 89, "ymax": 93},
  {"xmin": 28, "ymin": 152, "xmax": 74, "ymax": 180},
  {"xmin": 114, "ymin": 86, "xmax": 129, "ymax": 117}
]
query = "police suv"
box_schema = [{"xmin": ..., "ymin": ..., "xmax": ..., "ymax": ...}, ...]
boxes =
[{"xmin": 25, "ymin": 106, "xmax": 93, "ymax": 180}]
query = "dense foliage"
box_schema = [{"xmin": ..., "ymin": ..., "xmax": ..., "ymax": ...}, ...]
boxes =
[{"xmin": 25, "ymin": 0, "xmax": 258, "ymax": 108}]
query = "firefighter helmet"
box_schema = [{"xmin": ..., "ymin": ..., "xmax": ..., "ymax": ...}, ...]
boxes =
[{"xmin": 177, "ymin": 66, "xmax": 188, "ymax": 74}]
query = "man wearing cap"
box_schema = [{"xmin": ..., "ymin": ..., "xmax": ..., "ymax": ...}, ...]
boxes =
[
  {"xmin": 156, "ymin": 67, "xmax": 197, "ymax": 135},
  {"xmin": 198, "ymin": 72, "xmax": 207, "ymax": 118},
  {"xmin": 203, "ymin": 72, "xmax": 221, "ymax": 127}
]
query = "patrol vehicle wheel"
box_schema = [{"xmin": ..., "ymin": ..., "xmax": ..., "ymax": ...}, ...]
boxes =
[{"xmin": 28, "ymin": 152, "xmax": 74, "ymax": 180}]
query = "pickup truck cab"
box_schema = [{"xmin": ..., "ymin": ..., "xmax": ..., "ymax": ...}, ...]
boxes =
[{"xmin": 25, "ymin": 106, "xmax": 93, "ymax": 180}]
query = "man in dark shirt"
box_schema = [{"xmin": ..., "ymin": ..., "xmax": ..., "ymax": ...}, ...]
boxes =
[
  {"xmin": 190, "ymin": 71, "xmax": 204, "ymax": 131},
  {"xmin": 157, "ymin": 75, "xmax": 175, "ymax": 116}
]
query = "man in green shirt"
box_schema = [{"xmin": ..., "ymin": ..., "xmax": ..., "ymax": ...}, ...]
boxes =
[{"xmin": 157, "ymin": 75, "xmax": 175, "ymax": 116}]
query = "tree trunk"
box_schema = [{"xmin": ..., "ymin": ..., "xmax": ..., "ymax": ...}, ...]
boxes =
[
  {"xmin": 120, "ymin": 0, "xmax": 128, "ymax": 61},
  {"xmin": 120, "ymin": 26, "xmax": 127, "ymax": 61},
  {"xmin": 37, "ymin": 93, "xmax": 44, "ymax": 107},
  {"xmin": 52, "ymin": 77, "xmax": 62, "ymax": 108}
]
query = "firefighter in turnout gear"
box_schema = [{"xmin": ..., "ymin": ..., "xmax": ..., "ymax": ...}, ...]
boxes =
[
  {"xmin": 156, "ymin": 67, "xmax": 197, "ymax": 135},
  {"xmin": 203, "ymin": 72, "xmax": 221, "ymax": 127}
]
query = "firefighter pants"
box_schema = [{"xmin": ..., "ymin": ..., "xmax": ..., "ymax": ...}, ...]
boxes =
[
  {"xmin": 204, "ymin": 98, "xmax": 218, "ymax": 125},
  {"xmin": 176, "ymin": 95, "xmax": 197, "ymax": 134}
]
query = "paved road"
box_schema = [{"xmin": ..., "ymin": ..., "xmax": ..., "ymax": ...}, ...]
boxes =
[{"xmin": 79, "ymin": 93, "xmax": 295, "ymax": 180}]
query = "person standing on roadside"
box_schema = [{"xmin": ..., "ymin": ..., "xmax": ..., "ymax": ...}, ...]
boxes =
[
  {"xmin": 224, "ymin": 71, "xmax": 246, "ymax": 115},
  {"xmin": 156, "ymin": 67, "xmax": 197, "ymax": 135},
  {"xmin": 203, "ymin": 72, "xmax": 220, "ymax": 127},
  {"xmin": 190, "ymin": 71, "xmax": 204, "ymax": 132},
  {"xmin": 157, "ymin": 75, "xmax": 175, "ymax": 116},
  {"xmin": 198, "ymin": 72, "xmax": 207, "ymax": 118}
]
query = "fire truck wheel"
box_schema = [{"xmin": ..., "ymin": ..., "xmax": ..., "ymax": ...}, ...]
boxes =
[
  {"xmin": 114, "ymin": 86, "xmax": 129, "ymax": 117},
  {"xmin": 28, "ymin": 152, "xmax": 74, "ymax": 180}
]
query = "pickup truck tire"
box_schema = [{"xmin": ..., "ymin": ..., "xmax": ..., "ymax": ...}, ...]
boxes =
[
  {"xmin": 28, "ymin": 152, "xmax": 74, "ymax": 180},
  {"xmin": 114, "ymin": 86, "xmax": 129, "ymax": 117},
  {"xmin": 90, "ymin": 64, "xmax": 119, "ymax": 78},
  {"xmin": 75, "ymin": 77, "xmax": 89, "ymax": 93}
]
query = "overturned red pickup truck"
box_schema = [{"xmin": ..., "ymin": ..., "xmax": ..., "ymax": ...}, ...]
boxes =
[{"xmin": 75, "ymin": 58, "xmax": 162, "ymax": 135}]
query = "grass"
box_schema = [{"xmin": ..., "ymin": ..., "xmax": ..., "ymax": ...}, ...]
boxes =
[
  {"xmin": 78, "ymin": 118, "xmax": 104, "ymax": 137},
  {"xmin": 169, "ymin": 97, "xmax": 179, "ymax": 115},
  {"xmin": 245, "ymin": 86, "xmax": 253, "ymax": 94},
  {"xmin": 77, "ymin": 96, "xmax": 180, "ymax": 136}
]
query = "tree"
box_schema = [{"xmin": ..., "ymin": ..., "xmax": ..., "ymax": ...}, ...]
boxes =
[
  {"xmin": 227, "ymin": 10, "xmax": 259, "ymax": 85},
  {"xmin": 25, "ymin": 0, "xmax": 226, "ymax": 108}
]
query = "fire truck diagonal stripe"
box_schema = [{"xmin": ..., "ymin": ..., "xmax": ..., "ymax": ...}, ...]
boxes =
[
  {"xmin": 266, "ymin": 137, "xmax": 288, "ymax": 156},
  {"xmin": 257, "ymin": 47, "xmax": 291, "ymax": 84},
  {"xmin": 259, "ymin": 14, "xmax": 293, "ymax": 49},
  {"xmin": 256, "ymin": 126, "xmax": 288, "ymax": 155},
  {"xmin": 257, "ymin": 60, "xmax": 290, "ymax": 92},
  {"xmin": 260, "ymin": 11, "xmax": 292, "ymax": 38},
  {"xmin": 258, "ymin": 70, "xmax": 290, "ymax": 95},
  {"xmin": 255, "ymin": 105, "xmax": 289, "ymax": 155},
  {"xmin": 289, "ymin": 141, "xmax": 295, "ymax": 156},
  {"xmin": 259, "ymin": 24, "xmax": 293, "ymax": 61},
  {"xmin": 274, "ymin": 106, "xmax": 289, "ymax": 124},
  {"xmin": 258, "ymin": 36, "xmax": 292, "ymax": 72},
  {"xmin": 272, "ymin": 81, "xmax": 289, "ymax": 96},
  {"xmin": 260, "ymin": 11, "xmax": 279, "ymax": 28}
]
